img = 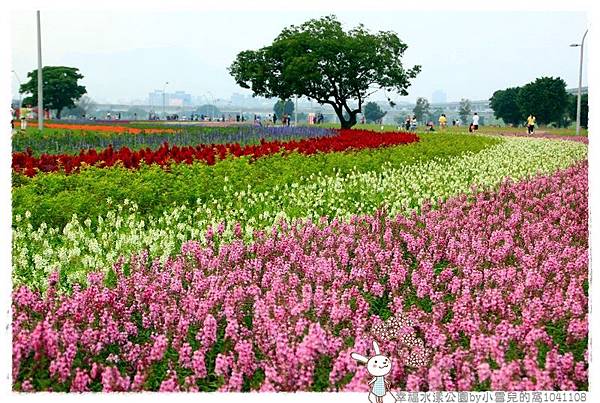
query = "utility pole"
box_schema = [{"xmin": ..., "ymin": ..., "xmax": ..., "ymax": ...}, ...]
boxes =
[
  {"xmin": 36, "ymin": 10, "xmax": 44, "ymax": 129},
  {"xmin": 294, "ymin": 95, "xmax": 298, "ymax": 125},
  {"xmin": 570, "ymin": 29, "xmax": 588, "ymax": 137},
  {"xmin": 162, "ymin": 81, "xmax": 169, "ymax": 119}
]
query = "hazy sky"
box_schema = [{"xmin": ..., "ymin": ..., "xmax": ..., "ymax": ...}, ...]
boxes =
[{"xmin": 9, "ymin": 10, "xmax": 588, "ymax": 104}]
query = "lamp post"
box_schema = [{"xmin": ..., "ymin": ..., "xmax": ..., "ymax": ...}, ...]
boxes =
[
  {"xmin": 11, "ymin": 70, "xmax": 22, "ymax": 109},
  {"xmin": 36, "ymin": 10, "xmax": 44, "ymax": 129},
  {"xmin": 162, "ymin": 81, "xmax": 169, "ymax": 119},
  {"xmin": 570, "ymin": 29, "xmax": 588, "ymax": 137}
]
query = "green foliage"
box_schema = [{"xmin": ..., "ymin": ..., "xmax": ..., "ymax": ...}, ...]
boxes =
[
  {"xmin": 363, "ymin": 102, "xmax": 386, "ymax": 123},
  {"xmin": 489, "ymin": 87, "xmax": 523, "ymax": 126},
  {"xmin": 364, "ymin": 290, "xmax": 393, "ymax": 320},
  {"xmin": 20, "ymin": 66, "xmax": 87, "ymax": 119},
  {"xmin": 516, "ymin": 76, "xmax": 569, "ymax": 125},
  {"xmin": 312, "ymin": 355, "xmax": 333, "ymax": 391},
  {"xmin": 545, "ymin": 320, "xmax": 588, "ymax": 363},
  {"xmin": 412, "ymin": 97, "xmax": 429, "ymax": 124},
  {"xmin": 505, "ymin": 339, "xmax": 525, "ymax": 362},
  {"xmin": 242, "ymin": 369, "xmax": 265, "ymax": 391},
  {"xmin": 229, "ymin": 15, "xmax": 420, "ymax": 129},
  {"xmin": 13, "ymin": 134, "xmax": 500, "ymax": 230},
  {"xmin": 273, "ymin": 99, "xmax": 295, "ymax": 117},
  {"xmin": 458, "ymin": 98, "xmax": 472, "ymax": 125}
]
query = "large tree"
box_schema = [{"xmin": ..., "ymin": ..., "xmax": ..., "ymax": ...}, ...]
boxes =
[
  {"xmin": 412, "ymin": 97, "xmax": 430, "ymax": 123},
  {"xmin": 273, "ymin": 99, "xmax": 294, "ymax": 117},
  {"xmin": 363, "ymin": 101, "xmax": 386, "ymax": 123},
  {"xmin": 458, "ymin": 98, "xmax": 472, "ymax": 125},
  {"xmin": 516, "ymin": 76, "xmax": 568, "ymax": 125},
  {"xmin": 489, "ymin": 87, "xmax": 523, "ymax": 126},
  {"xmin": 20, "ymin": 66, "xmax": 86, "ymax": 119},
  {"xmin": 229, "ymin": 15, "xmax": 420, "ymax": 129}
]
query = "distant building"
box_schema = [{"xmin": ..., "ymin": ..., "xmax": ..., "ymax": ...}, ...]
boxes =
[
  {"xmin": 148, "ymin": 90, "xmax": 192, "ymax": 107},
  {"xmin": 432, "ymin": 90, "xmax": 447, "ymax": 104}
]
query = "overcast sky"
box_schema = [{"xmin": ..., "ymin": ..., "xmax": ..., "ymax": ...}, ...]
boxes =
[{"xmin": 9, "ymin": 9, "xmax": 588, "ymax": 104}]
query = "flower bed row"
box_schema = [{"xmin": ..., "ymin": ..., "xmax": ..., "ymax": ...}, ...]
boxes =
[
  {"xmin": 12, "ymin": 137, "xmax": 587, "ymax": 291},
  {"xmin": 21, "ymin": 122, "xmax": 177, "ymax": 134},
  {"xmin": 12, "ymin": 162, "xmax": 588, "ymax": 392},
  {"xmin": 12, "ymin": 129, "xmax": 419, "ymax": 177},
  {"xmin": 12, "ymin": 126, "xmax": 338, "ymax": 156}
]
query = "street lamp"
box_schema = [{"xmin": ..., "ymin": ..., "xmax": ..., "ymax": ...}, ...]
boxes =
[
  {"xmin": 570, "ymin": 29, "xmax": 588, "ymax": 137},
  {"xmin": 11, "ymin": 70, "xmax": 22, "ymax": 109},
  {"xmin": 162, "ymin": 81, "xmax": 169, "ymax": 119}
]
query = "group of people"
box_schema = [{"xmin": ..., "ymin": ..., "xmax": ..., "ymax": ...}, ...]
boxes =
[
  {"xmin": 400, "ymin": 112, "xmax": 482, "ymax": 133},
  {"xmin": 401, "ymin": 115, "xmax": 419, "ymax": 132}
]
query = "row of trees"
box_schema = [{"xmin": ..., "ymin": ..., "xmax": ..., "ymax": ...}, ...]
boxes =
[
  {"xmin": 490, "ymin": 76, "xmax": 587, "ymax": 128},
  {"xmin": 409, "ymin": 97, "xmax": 474, "ymax": 125}
]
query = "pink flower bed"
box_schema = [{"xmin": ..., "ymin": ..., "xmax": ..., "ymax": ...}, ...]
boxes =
[{"xmin": 12, "ymin": 162, "xmax": 588, "ymax": 392}]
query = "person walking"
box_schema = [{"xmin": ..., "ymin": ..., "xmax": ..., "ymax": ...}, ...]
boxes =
[
  {"xmin": 471, "ymin": 112, "xmax": 479, "ymax": 133},
  {"xmin": 438, "ymin": 113, "xmax": 447, "ymax": 130},
  {"xmin": 20, "ymin": 105, "xmax": 31, "ymax": 130},
  {"xmin": 527, "ymin": 114, "xmax": 536, "ymax": 135},
  {"xmin": 404, "ymin": 116, "xmax": 411, "ymax": 131},
  {"xmin": 410, "ymin": 115, "xmax": 418, "ymax": 132}
]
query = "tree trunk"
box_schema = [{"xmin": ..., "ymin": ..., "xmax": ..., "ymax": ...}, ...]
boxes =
[{"xmin": 334, "ymin": 106, "xmax": 358, "ymax": 129}]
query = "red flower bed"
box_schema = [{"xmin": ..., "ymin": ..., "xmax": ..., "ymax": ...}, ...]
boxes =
[{"xmin": 13, "ymin": 129, "xmax": 418, "ymax": 177}]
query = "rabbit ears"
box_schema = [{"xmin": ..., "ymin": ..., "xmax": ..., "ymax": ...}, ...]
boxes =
[
  {"xmin": 351, "ymin": 352, "xmax": 368, "ymax": 363},
  {"xmin": 351, "ymin": 341, "xmax": 381, "ymax": 363},
  {"xmin": 372, "ymin": 340, "xmax": 381, "ymax": 354}
]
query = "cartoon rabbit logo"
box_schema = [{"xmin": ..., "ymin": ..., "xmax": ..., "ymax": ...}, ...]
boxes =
[{"xmin": 351, "ymin": 341, "xmax": 396, "ymax": 403}]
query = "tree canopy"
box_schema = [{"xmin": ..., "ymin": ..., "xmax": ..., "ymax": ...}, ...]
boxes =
[
  {"xmin": 412, "ymin": 97, "xmax": 430, "ymax": 123},
  {"xmin": 489, "ymin": 87, "xmax": 523, "ymax": 126},
  {"xmin": 516, "ymin": 76, "xmax": 569, "ymax": 125},
  {"xmin": 363, "ymin": 102, "xmax": 386, "ymax": 123},
  {"xmin": 458, "ymin": 99, "xmax": 472, "ymax": 125},
  {"xmin": 229, "ymin": 15, "xmax": 420, "ymax": 129},
  {"xmin": 273, "ymin": 99, "xmax": 295, "ymax": 117},
  {"xmin": 20, "ymin": 66, "xmax": 86, "ymax": 119}
]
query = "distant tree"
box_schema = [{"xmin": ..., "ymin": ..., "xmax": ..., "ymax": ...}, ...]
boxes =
[
  {"xmin": 20, "ymin": 66, "xmax": 87, "ymax": 119},
  {"xmin": 273, "ymin": 99, "xmax": 295, "ymax": 117},
  {"xmin": 458, "ymin": 98, "xmax": 472, "ymax": 125},
  {"xmin": 363, "ymin": 102, "xmax": 387, "ymax": 123},
  {"xmin": 229, "ymin": 15, "xmax": 420, "ymax": 129},
  {"xmin": 489, "ymin": 87, "xmax": 523, "ymax": 126},
  {"xmin": 516, "ymin": 76, "xmax": 569, "ymax": 125},
  {"xmin": 569, "ymin": 93, "xmax": 588, "ymax": 129},
  {"xmin": 412, "ymin": 97, "xmax": 430, "ymax": 123},
  {"xmin": 61, "ymin": 95, "xmax": 96, "ymax": 118},
  {"xmin": 127, "ymin": 106, "xmax": 147, "ymax": 120},
  {"xmin": 195, "ymin": 104, "xmax": 220, "ymax": 117},
  {"xmin": 429, "ymin": 107, "xmax": 444, "ymax": 123}
]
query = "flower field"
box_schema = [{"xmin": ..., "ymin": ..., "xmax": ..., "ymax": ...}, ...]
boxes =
[
  {"xmin": 12, "ymin": 129, "xmax": 418, "ymax": 176},
  {"xmin": 11, "ymin": 124, "xmax": 588, "ymax": 392}
]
